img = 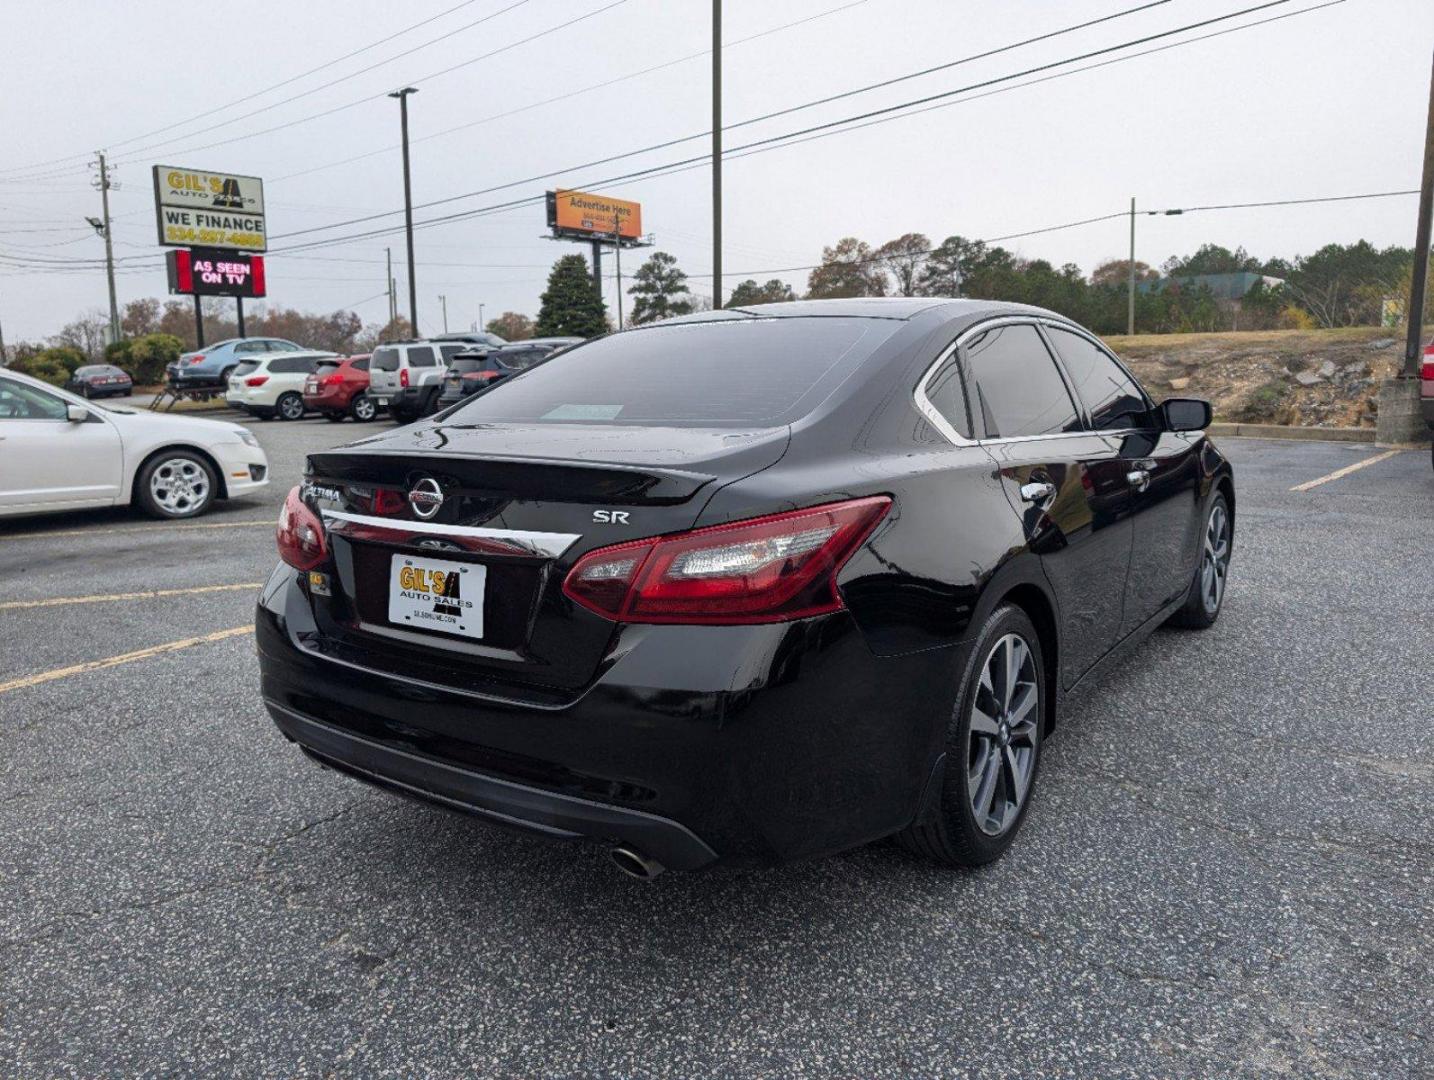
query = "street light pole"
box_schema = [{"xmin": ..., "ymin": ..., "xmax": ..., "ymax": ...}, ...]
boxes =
[
  {"xmin": 711, "ymin": 0, "xmax": 722, "ymax": 309},
  {"xmin": 439, "ymin": 294, "xmax": 448, "ymax": 333},
  {"xmin": 389, "ymin": 87, "xmax": 419, "ymax": 335}
]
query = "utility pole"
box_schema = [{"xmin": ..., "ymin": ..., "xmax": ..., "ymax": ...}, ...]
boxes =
[
  {"xmin": 93, "ymin": 152, "xmax": 120, "ymax": 344},
  {"xmin": 439, "ymin": 294, "xmax": 448, "ymax": 333},
  {"xmin": 1127, "ymin": 196, "xmax": 1136, "ymax": 337},
  {"xmin": 613, "ymin": 218, "xmax": 624, "ymax": 331},
  {"xmin": 590, "ymin": 239, "xmax": 603, "ymax": 305},
  {"xmin": 236, "ymin": 296, "xmax": 245, "ymax": 338},
  {"xmin": 385, "ymin": 247, "xmax": 395, "ymax": 323},
  {"xmin": 1403, "ymin": 46, "xmax": 1434, "ymax": 379},
  {"xmin": 711, "ymin": 0, "xmax": 723, "ymax": 310},
  {"xmin": 1379, "ymin": 46, "xmax": 1434, "ymax": 445},
  {"xmin": 389, "ymin": 87, "xmax": 419, "ymax": 335}
]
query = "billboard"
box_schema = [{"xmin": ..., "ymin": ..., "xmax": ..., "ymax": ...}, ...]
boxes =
[
  {"xmin": 153, "ymin": 165, "xmax": 266, "ymax": 251},
  {"xmin": 166, "ymin": 247, "xmax": 266, "ymax": 298},
  {"xmin": 547, "ymin": 189, "xmax": 642, "ymax": 240}
]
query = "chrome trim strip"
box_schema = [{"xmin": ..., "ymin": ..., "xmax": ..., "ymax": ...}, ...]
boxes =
[
  {"xmin": 321, "ymin": 509, "xmax": 580, "ymax": 559},
  {"xmin": 913, "ymin": 338, "xmax": 975, "ymax": 447}
]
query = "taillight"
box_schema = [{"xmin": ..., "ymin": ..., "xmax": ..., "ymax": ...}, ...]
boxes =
[
  {"xmin": 245, "ymin": 375, "xmax": 269, "ymax": 386},
  {"xmin": 1423, "ymin": 359, "xmax": 1434, "ymax": 381},
  {"xmin": 562, "ymin": 496, "xmax": 891, "ymax": 625},
  {"xmin": 188, "ymin": 354, "xmax": 206, "ymax": 365},
  {"xmin": 276, "ymin": 486, "xmax": 327, "ymax": 571},
  {"xmin": 400, "ymin": 367, "xmax": 410, "ymax": 388},
  {"xmin": 323, "ymin": 373, "xmax": 344, "ymax": 385},
  {"xmin": 462, "ymin": 370, "xmax": 501, "ymax": 381}
]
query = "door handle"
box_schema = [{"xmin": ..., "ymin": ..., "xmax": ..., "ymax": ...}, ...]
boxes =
[
  {"xmin": 1019, "ymin": 481, "xmax": 1056, "ymax": 503},
  {"xmin": 1126, "ymin": 468, "xmax": 1151, "ymax": 492}
]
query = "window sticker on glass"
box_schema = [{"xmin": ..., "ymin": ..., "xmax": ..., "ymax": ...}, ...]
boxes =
[{"xmin": 542, "ymin": 403, "xmax": 624, "ymax": 421}]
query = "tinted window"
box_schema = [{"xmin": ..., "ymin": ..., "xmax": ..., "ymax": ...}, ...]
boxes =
[
  {"xmin": 371, "ymin": 347, "xmax": 401, "ymax": 371},
  {"xmin": 270, "ymin": 356, "xmax": 317, "ymax": 374},
  {"xmin": 231, "ymin": 361, "xmax": 261, "ymax": 378},
  {"xmin": 0, "ymin": 377, "xmax": 68, "ymax": 420},
  {"xmin": 450, "ymin": 317, "xmax": 900, "ymax": 427},
  {"xmin": 352, "ymin": 358, "xmax": 369, "ymax": 371},
  {"xmin": 448, "ymin": 357, "xmax": 488, "ymax": 375},
  {"xmin": 408, "ymin": 346, "xmax": 438, "ymax": 368},
  {"xmin": 1046, "ymin": 328, "xmax": 1149, "ymax": 430},
  {"xmin": 922, "ymin": 354, "xmax": 971, "ymax": 439},
  {"xmin": 438, "ymin": 345, "xmax": 466, "ymax": 364},
  {"xmin": 962, "ymin": 323, "xmax": 1079, "ymax": 439},
  {"xmin": 315, "ymin": 360, "xmax": 342, "ymax": 373}
]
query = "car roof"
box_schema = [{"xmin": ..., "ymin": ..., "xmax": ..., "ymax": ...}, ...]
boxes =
[{"xmin": 655, "ymin": 296, "xmax": 1080, "ymax": 327}]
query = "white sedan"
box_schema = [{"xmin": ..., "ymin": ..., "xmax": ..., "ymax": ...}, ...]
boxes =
[{"xmin": 0, "ymin": 366, "xmax": 269, "ymax": 520}]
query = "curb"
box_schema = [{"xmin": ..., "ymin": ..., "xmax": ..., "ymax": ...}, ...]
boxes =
[{"xmin": 1208, "ymin": 422, "xmax": 1376, "ymax": 443}]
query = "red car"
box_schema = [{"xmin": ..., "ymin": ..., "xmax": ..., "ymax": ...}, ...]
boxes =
[
  {"xmin": 1423, "ymin": 339, "xmax": 1433, "ymax": 469},
  {"xmin": 302, "ymin": 354, "xmax": 379, "ymax": 422}
]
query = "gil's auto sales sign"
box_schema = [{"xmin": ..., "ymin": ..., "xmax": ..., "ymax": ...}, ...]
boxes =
[{"xmin": 152, "ymin": 165, "xmax": 266, "ymax": 251}]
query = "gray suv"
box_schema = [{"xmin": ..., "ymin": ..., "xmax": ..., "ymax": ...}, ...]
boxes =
[{"xmin": 369, "ymin": 339, "xmax": 499, "ymax": 423}]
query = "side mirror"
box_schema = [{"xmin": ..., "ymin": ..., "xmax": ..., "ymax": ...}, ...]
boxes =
[
  {"xmin": 1158, "ymin": 397, "xmax": 1211, "ymax": 432},
  {"xmin": 66, "ymin": 403, "xmax": 91, "ymax": 423}
]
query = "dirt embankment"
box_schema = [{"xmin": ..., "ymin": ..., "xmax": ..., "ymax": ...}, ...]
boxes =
[{"xmin": 1100, "ymin": 326, "xmax": 1418, "ymax": 428}]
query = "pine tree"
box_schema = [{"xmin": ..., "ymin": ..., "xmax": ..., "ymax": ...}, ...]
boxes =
[
  {"xmin": 536, "ymin": 254, "xmax": 607, "ymax": 338},
  {"xmin": 628, "ymin": 251, "xmax": 695, "ymax": 325}
]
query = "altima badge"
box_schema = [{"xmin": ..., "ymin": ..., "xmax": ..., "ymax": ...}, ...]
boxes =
[{"xmin": 408, "ymin": 477, "xmax": 445, "ymax": 520}]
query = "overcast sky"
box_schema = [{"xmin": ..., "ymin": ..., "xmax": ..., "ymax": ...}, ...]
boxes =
[{"xmin": 2, "ymin": 0, "xmax": 1431, "ymax": 342}]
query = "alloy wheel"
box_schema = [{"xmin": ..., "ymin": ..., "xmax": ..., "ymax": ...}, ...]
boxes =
[
  {"xmin": 352, "ymin": 395, "xmax": 376, "ymax": 421},
  {"xmin": 278, "ymin": 394, "xmax": 304, "ymax": 420},
  {"xmin": 149, "ymin": 458, "xmax": 210, "ymax": 516},
  {"xmin": 967, "ymin": 633, "xmax": 1039, "ymax": 837},
  {"xmin": 1201, "ymin": 502, "xmax": 1230, "ymax": 615}
]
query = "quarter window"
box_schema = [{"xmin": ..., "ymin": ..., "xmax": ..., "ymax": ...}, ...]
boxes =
[
  {"xmin": 921, "ymin": 353, "xmax": 972, "ymax": 439},
  {"xmin": 1046, "ymin": 328, "xmax": 1150, "ymax": 431},
  {"xmin": 962, "ymin": 323, "xmax": 1079, "ymax": 439}
]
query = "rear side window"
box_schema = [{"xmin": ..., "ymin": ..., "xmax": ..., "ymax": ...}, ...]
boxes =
[
  {"xmin": 962, "ymin": 323, "xmax": 1079, "ymax": 439},
  {"xmin": 921, "ymin": 353, "xmax": 972, "ymax": 439},
  {"xmin": 371, "ymin": 347, "xmax": 401, "ymax": 371},
  {"xmin": 231, "ymin": 360, "xmax": 261, "ymax": 377},
  {"xmin": 449, "ymin": 317, "xmax": 901, "ymax": 427},
  {"xmin": 408, "ymin": 346, "xmax": 438, "ymax": 368},
  {"xmin": 1045, "ymin": 328, "xmax": 1150, "ymax": 431}
]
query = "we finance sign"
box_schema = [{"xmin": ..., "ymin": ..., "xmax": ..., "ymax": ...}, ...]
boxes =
[{"xmin": 152, "ymin": 165, "xmax": 266, "ymax": 251}]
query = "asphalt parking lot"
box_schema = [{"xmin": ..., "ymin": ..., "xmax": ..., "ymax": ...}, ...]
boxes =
[{"xmin": 1, "ymin": 416, "xmax": 1430, "ymax": 1079}]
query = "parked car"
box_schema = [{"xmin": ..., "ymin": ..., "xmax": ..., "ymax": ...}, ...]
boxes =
[
  {"xmin": 303, "ymin": 354, "xmax": 380, "ymax": 423},
  {"xmin": 225, "ymin": 350, "xmax": 335, "ymax": 420},
  {"xmin": 0, "ymin": 367, "xmax": 267, "ymax": 520},
  {"xmin": 367, "ymin": 340, "xmax": 473, "ymax": 423},
  {"xmin": 1422, "ymin": 338, "xmax": 1433, "ymax": 470},
  {"xmin": 436, "ymin": 338, "xmax": 583, "ymax": 407},
  {"xmin": 167, "ymin": 337, "xmax": 307, "ymax": 389},
  {"xmin": 258, "ymin": 298, "xmax": 1233, "ymax": 877},
  {"xmin": 66, "ymin": 363, "xmax": 133, "ymax": 399}
]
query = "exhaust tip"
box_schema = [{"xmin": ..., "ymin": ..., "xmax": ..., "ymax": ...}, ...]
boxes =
[{"xmin": 610, "ymin": 845, "xmax": 665, "ymax": 880}]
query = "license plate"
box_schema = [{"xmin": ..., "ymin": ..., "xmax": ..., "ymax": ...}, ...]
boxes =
[
  {"xmin": 304, "ymin": 379, "xmax": 317, "ymax": 392},
  {"xmin": 388, "ymin": 554, "xmax": 485, "ymax": 639},
  {"xmin": 229, "ymin": 378, "xmax": 241, "ymax": 390}
]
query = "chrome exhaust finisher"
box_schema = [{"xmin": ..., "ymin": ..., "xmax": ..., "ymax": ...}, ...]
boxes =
[{"xmin": 610, "ymin": 846, "xmax": 666, "ymax": 880}]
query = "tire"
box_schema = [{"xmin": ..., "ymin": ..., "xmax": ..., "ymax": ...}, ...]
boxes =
[
  {"xmin": 81, "ymin": 386, "xmax": 92, "ymax": 399},
  {"xmin": 897, "ymin": 604, "xmax": 1045, "ymax": 867},
  {"xmin": 1167, "ymin": 491, "xmax": 1231, "ymax": 630},
  {"xmin": 275, "ymin": 392, "xmax": 305, "ymax": 421},
  {"xmin": 135, "ymin": 451, "xmax": 217, "ymax": 520},
  {"xmin": 324, "ymin": 410, "xmax": 346, "ymax": 422},
  {"xmin": 349, "ymin": 393, "xmax": 378, "ymax": 422},
  {"xmin": 123, "ymin": 389, "xmax": 133, "ymax": 397},
  {"xmin": 219, "ymin": 366, "xmax": 236, "ymax": 384}
]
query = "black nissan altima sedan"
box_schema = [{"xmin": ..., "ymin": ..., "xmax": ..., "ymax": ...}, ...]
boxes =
[{"xmin": 258, "ymin": 298, "xmax": 1233, "ymax": 877}]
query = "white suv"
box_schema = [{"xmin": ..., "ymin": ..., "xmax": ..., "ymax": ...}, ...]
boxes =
[
  {"xmin": 226, "ymin": 350, "xmax": 336, "ymax": 420},
  {"xmin": 369, "ymin": 340, "xmax": 493, "ymax": 422}
]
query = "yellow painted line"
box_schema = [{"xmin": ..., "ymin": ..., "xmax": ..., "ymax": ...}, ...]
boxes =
[
  {"xmin": 0, "ymin": 519, "xmax": 272, "ymax": 542},
  {"xmin": 0, "ymin": 626, "xmax": 252, "ymax": 695},
  {"xmin": 1289, "ymin": 449, "xmax": 1404, "ymax": 492},
  {"xmin": 0, "ymin": 582, "xmax": 261, "ymax": 612}
]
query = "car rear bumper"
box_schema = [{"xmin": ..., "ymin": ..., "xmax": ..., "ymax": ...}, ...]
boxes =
[
  {"xmin": 303, "ymin": 389, "xmax": 350, "ymax": 411},
  {"xmin": 255, "ymin": 565, "xmax": 959, "ymax": 868}
]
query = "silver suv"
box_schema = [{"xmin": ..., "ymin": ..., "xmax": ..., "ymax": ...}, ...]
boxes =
[{"xmin": 366, "ymin": 340, "xmax": 477, "ymax": 422}]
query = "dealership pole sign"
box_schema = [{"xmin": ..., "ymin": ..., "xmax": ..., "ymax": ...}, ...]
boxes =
[
  {"xmin": 152, "ymin": 165, "xmax": 266, "ymax": 251},
  {"xmin": 166, "ymin": 247, "xmax": 266, "ymax": 298}
]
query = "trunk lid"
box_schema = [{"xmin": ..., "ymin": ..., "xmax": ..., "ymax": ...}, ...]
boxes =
[{"xmin": 300, "ymin": 421, "xmax": 789, "ymax": 697}]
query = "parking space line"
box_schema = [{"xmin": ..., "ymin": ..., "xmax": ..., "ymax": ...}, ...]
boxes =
[
  {"xmin": 0, "ymin": 626, "xmax": 252, "ymax": 695},
  {"xmin": 1289, "ymin": 449, "xmax": 1404, "ymax": 492},
  {"xmin": 0, "ymin": 583, "xmax": 262, "ymax": 612},
  {"xmin": 0, "ymin": 520, "xmax": 273, "ymax": 542}
]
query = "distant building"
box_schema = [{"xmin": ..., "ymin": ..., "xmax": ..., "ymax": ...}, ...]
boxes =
[{"xmin": 1138, "ymin": 272, "xmax": 1284, "ymax": 299}]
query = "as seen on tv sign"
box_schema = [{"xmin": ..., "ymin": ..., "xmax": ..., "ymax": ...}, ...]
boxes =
[{"xmin": 166, "ymin": 247, "xmax": 266, "ymax": 298}]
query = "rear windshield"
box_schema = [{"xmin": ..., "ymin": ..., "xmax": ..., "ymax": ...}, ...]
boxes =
[
  {"xmin": 494, "ymin": 348, "xmax": 548, "ymax": 371},
  {"xmin": 371, "ymin": 347, "xmax": 401, "ymax": 371},
  {"xmin": 315, "ymin": 360, "xmax": 342, "ymax": 372},
  {"xmin": 448, "ymin": 318, "xmax": 899, "ymax": 427},
  {"xmin": 232, "ymin": 360, "xmax": 261, "ymax": 377},
  {"xmin": 447, "ymin": 357, "xmax": 487, "ymax": 374}
]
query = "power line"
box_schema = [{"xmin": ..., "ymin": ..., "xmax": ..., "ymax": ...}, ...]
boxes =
[
  {"xmin": 262, "ymin": 0, "xmax": 1310, "ymax": 250},
  {"xmin": 0, "ymin": 0, "xmax": 501, "ymax": 179}
]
